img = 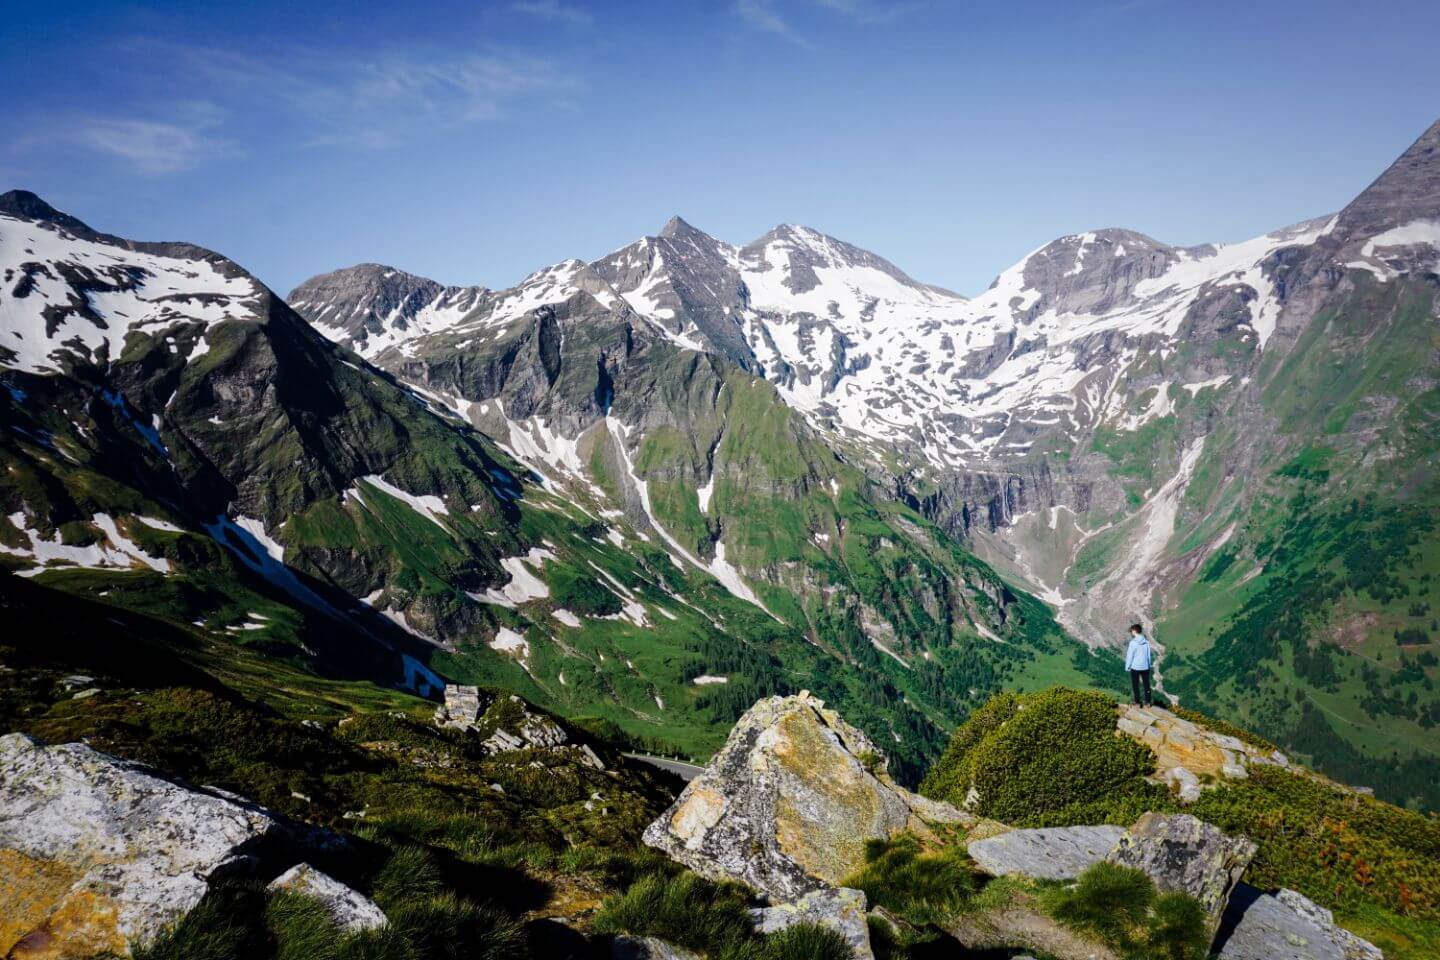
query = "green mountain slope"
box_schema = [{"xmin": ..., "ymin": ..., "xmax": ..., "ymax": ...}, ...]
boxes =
[{"xmin": 0, "ymin": 191, "xmax": 1104, "ymax": 784}]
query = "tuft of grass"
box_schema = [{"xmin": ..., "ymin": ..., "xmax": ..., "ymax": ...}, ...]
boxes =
[
  {"xmin": 133, "ymin": 882, "xmax": 269, "ymax": 960},
  {"xmin": 265, "ymin": 891, "xmax": 343, "ymax": 960},
  {"xmin": 755, "ymin": 922, "xmax": 853, "ymax": 960},
  {"xmin": 841, "ymin": 835, "xmax": 976, "ymax": 929},
  {"xmin": 1145, "ymin": 891, "xmax": 1210, "ymax": 960},
  {"xmin": 381, "ymin": 892, "xmax": 528, "ymax": 960},
  {"xmin": 370, "ymin": 844, "xmax": 444, "ymax": 911},
  {"xmin": 1041, "ymin": 861, "xmax": 1153, "ymax": 945},
  {"xmin": 1039, "ymin": 862, "xmax": 1210, "ymax": 960},
  {"xmin": 593, "ymin": 871, "xmax": 757, "ymax": 956}
]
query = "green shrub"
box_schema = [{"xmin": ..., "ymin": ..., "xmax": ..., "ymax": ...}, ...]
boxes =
[
  {"xmin": 841, "ymin": 835, "xmax": 977, "ymax": 928},
  {"xmin": 593, "ymin": 871, "xmax": 756, "ymax": 956},
  {"xmin": 923, "ymin": 688, "xmax": 1158, "ymax": 825},
  {"xmin": 1189, "ymin": 765, "xmax": 1440, "ymax": 918},
  {"xmin": 918, "ymin": 691, "xmax": 1018, "ymax": 801}
]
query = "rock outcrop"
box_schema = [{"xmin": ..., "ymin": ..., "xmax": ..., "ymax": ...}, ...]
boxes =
[
  {"xmin": 1107, "ymin": 812, "xmax": 1256, "ymax": 937},
  {"xmin": 642, "ymin": 692, "xmax": 969, "ymax": 902},
  {"xmin": 434, "ymin": 684, "xmax": 484, "ymax": 729},
  {"xmin": 751, "ymin": 888, "xmax": 873, "ymax": 959},
  {"xmin": 436, "ymin": 687, "xmax": 604, "ymax": 770},
  {"xmin": 0, "ymin": 733, "xmax": 284, "ymax": 958},
  {"xmin": 1215, "ymin": 885, "xmax": 1384, "ymax": 960},
  {"xmin": 1115, "ymin": 705, "xmax": 1288, "ymax": 801},
  {"xmin": 267, "ymin": 863, "xmax": 387, "ymax": 934},
  {"xmin": 967, "ymin": 825, "xmax": 1126, "ymax": 880}
]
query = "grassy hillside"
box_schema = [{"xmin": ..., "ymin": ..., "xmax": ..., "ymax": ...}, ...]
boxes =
[{"xmin": 1160, "ymin": 272, "xmax": 1440, "ymax": 811}]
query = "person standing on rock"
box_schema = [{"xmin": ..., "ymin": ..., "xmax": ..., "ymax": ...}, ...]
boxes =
[{"xmin": 1126, "ymin": 623, "xmax": 1154, "ymax": 708}]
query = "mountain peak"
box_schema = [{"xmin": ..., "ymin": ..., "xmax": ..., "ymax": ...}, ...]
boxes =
[
  {"xmin": 659, "ymin": 215, "xmax": 702, "ymax": 239},
  {"xmin": 1336, "ymin": 116, "xmax": 1440, "ymax": 238},
  {"xmin": 0, "ymin": 189, "xmax": 101, "ymax": 238}
]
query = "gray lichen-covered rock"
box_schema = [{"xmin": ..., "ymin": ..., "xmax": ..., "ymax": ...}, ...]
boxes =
[
  {"xmin": 0, "ymin": 733, "xmax": 283, "ymax": 958},
  {"xmin": 268, "ymin": 863, "xmax": 387, "ymax": 933},
  {"xmin": 643, "ymin": 693, "xmax": 970, "ymax": 902},
  {"xmin": 1215, "ymin": 885, "xmax": 1383, "ymax": 960},
  {"xmin": 967, "ymin": 825, "xmax": 1126, "ymax": 880},
  {"xmin": 610, "ymin": 935, "xmax": 702, "ymax": 960},
  {"xmin": 1107, "ymin": 812, "xmax": 1256, "ymax": 936},
  {"xmin": 752, "ymin": 888, "xmax": 873, "ymax": 959}
]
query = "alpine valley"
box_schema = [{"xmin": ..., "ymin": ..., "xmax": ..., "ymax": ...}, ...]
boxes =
[{"xmin": 3, "ymin": 114, "xmax": 1440, "ymax": 824}]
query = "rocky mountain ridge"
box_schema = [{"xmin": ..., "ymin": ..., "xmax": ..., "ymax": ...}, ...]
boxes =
[
  {"xmin": 286, "ymin": 118, "xmax": 1440, "ymax": 809},
  {"xmin": 0, "ymin": 187, "xmax": 1094, "ymax": 786}
]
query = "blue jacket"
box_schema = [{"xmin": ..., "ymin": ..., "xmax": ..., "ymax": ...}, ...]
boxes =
[{"xmin": 1125, "ymin": 634, "xmax": 1153, "ymax": 671}]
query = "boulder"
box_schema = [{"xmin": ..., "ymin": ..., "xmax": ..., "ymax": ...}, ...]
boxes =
[
  {"xmin": 268, "ymin": 863, "xmax": 386, "ymax": 933},
  {"xmin": 610, "ymin": 936, "xmax": 702, "ymax": 960},
  {"xmin": 643, "ymin": 692, "xmax": 970, "ymax": 902},
  {"xmin": 752, "ymin": 887, "xmax": 873, "ymax": 959},
  {"xmin": 0, "ymin": 733, "xmax": 283, "ymax": 958},
  {"xmin": 1107, "ymin": 812, "xmax": 1256, "ymax": 937},
  {"xmin": 1215, "ymin": 885, "xmax": 1383, "ymax": 960},
  {"xmin": 967, "ymin": 825, "xmax": 1126, "ymax": 881}
]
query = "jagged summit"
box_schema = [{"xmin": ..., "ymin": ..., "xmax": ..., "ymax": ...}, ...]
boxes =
[
  {"xmin": 658, "ymin": 214, "xmax": 705, "ymax": 239},
  {"xmin": 1335, "ymin": 115, "xmax": 1440, "ymax": 238},
  {"xmin": 0, "ymin": 189, "xmax": 97, "ymax": 235}
]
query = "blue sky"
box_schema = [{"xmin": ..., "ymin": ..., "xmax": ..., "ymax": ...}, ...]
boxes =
[{"xmin": 4, "ymin": 1, "xmax": 1438, "ymax": 296}]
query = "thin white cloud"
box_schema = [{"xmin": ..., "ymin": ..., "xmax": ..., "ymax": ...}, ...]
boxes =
[
  {"xmin": 735, "ymin": 0, "xmax": 916, "ymax": 46},
  {"xmin": 33, "ymin": 101, "xmax": 234, "ymax": 175},
  {"xmin": 161, "ymin": 42, "xmax": 579, "ymax": 148},
  {"xmin": 512, "ymin": 0, "xmax": 594, "ymax": 24},
  {"xmin": 811, "ymin": 0, "xmax": 920, "ymax": 21},
  {"xmin": 735, "ymin": 0, "xmax": 814, "ymax": 48},
  {"xmin": 76, "ymin": 120, "xmax": 225, "ymax": 174},
  {"xmin": 18, "ymin": 40, "xmax": 580, "ymax": 173}
]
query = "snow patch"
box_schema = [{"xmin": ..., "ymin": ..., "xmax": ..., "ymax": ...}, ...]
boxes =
[
  {"xmin": 357, "ymin": 475, "xmax": 450, "ymax": 530},
  {"xmin": 468, "ymin": 547, "xmax": 556, "ymax": 607},
  {"xmin": 489, "ymin": 628, "xmax": 530, "ymax": 660},
  {"xmin": 697, "ymin": 475, "xmax": 715, "ymax": 514}
]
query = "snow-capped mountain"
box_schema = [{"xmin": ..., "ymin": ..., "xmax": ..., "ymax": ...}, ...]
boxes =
[
  {"xmin": 0, "ymin": 196, "xmax": 263, "ymax": 376},
  {"xmin": 1, "ymin": 187, "xmax": 1073, "ymax": 784},
  {"xmin": 288, "ymin": 118, "xmax": 1440, "ymax": 660},
  {"xmin": 5, "ymin": 117, "xmax": 1439, "ymax": 812},
  {"xmin": 290, "ymin": 206, "xmax": 1351, "ymax": 473}
]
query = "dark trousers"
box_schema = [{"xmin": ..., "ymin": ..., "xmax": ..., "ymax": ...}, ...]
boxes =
[{"xmin": 1130, "ymin": 668, "xmax": 1152, "ymax": 706}]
